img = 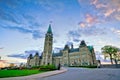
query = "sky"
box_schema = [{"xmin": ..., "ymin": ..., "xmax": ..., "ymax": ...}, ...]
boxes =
[{"xmin": 0, "ymin": 0, "xmax": 120, "ymax": 64}]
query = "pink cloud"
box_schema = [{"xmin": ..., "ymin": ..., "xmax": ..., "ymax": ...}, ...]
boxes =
[
  {"xmin": 79, "ymin": 22, "xmax": 86, "ymax": 28},
  {"xmin": 91, "ymin": 0, "xmax": 106, "ymax": 9},
  {"xmin": 91, "ymin": 0, "xmax": 120, "ymax": 20},
  {"xmin": 78, "ymin": 14, "xmax": 99, "ymax": 28},
  {"xmin": 85, "ymin": 14, "xmax": 98, "ymax": 25},
  {"xmin": 96, "ymin": 3, "xmax": 107, "ymax": 9},
  {"xmin": 104, "ymin": 9, "xmax": 116, "ymax": 17},
  {"xmin": 0, "ymin": 60, "xmax": 7, "ymax": 63},
  {"xmin": 92, "ymin": 0, "xmax": 98, "ymax": 5}
]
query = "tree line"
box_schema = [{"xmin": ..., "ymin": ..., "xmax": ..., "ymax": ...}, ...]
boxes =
[{"xmin": 101, "ymin": 45, "xmax": 120, "ymax": 65}]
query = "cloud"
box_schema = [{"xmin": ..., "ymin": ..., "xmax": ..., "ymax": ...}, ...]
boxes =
[
  {"xmin": 96, "ymin": 53, "xmax": 104, "ymax": 60},
  {"xmin": 104, "ymin": 9, "xmax": 116, "ymax": 17},
  {"xmin": 79, "ymin": 22, "xmax": 86, "ymax": 28},
  {"xmin": 68, "ymin": 30, "xmax": 81, "ymax": 42},
  {"xmin": 114, "ymin": 14, "xmax": 120, "ymax": 21},
  {"xmin": 1, "ymin": 25, "xmax": 44, "ymax": 39},
  {"xmin": 32, "ymin": 30, "xmax": 44, "ymax": 39},
  {"xmin": 7, "ymin": 50, "xmax": 40, "ymax": 59},
  {"xmin": 66, "ymin": 41, "xmax": 73, "ymax": 45},
  {"xmin": 53, "ymin": 39, "xmax": 57, "ymax": 43},
  {"xmin": 85, "ymin": 14, "xmax": 97, "ymax": 24},
  {"xmin": 0, "ymin": 1, "xmax": 45, "ymax": 40},
  {"xmin": 7, "ymin": 54, "xmax": 27, "ymax": 59},
  {"xmin": 78, "ymin": 27, "xmax": 106, "ymax": 36},
  {"xmin": 91, "ymin": 0, "xmax": 98, "ymax": 5},
  {"xmin": 78, "ymin": 0, "xmax": 120, "ymax": 29},
  {"xmin": 78, "ymin": 14, "xmax": 99, "ymax": 28},
  {"xmin": 0, "ymin": 60, "xmax": 7, "ymax": 62},
  {"xmin": 0, "ymin": 47, "xmax": 4, "ymax": 50},
  {"xmin": 90, "ymin": 0, "xmax": 120, "ymax": 21},
  {"xmin": 73, "ymin": 39, "xmax": 80, "ymax": 43},
  {"xmin": 25, "ymin": 50, "xmax": 40, "ymax": 55},
  {"xmin": 91, "ymin": 0, "xmax": 107, "ymax": 9},
  {"xmin": 0, "ymin": 11, "xmax": 44, "ymax": 39},
  {"xmin": 68, "ymin": 26, "xmax": 106, "ymax": 43},
  {"xmin": 1, "ymin": 26, "xmax": 32, "ymax": 33},
  {"xmin": 53, "ymin": 47, "xmax": 63, "ymax": 53},
  {"xmin": 68, "ymin": 30, "xmax": 81, "ymax": 37},
  {"xmin": 0, "ymin": 8, "xmax": 21, "ymax": 24},
  {"xmin": 111, "ymin": 28, "xmax": 120, "ymax": 35},
  {"xmin": 36, "ymin": 0, "xmax": 64, "ymax": 12}
]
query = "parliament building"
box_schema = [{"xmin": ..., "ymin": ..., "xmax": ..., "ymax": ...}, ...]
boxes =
[{"xmin": 27, "ymin": 24, "xmax": 97, "ymax": 67}]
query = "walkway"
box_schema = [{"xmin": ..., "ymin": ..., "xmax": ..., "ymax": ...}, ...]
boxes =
[
  {"xmin": 38, "ymin": 68, "xmax": 120, "ymax": 80},
  {"xmin": 1, "ymin": 68, "xmax": 120, "ymax": 80}
]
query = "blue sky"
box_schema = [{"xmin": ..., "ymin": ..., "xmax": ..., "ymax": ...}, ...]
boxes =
[{"xmin": 0, "ymin": 0, "xmax": 120, "ymax": 64}]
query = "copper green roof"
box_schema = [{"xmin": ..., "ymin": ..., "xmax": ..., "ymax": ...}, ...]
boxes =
[
  {"xmin": 87, "ymin": 46, "xmax": 93, "ymax": 53},
  {"xmin": 69, "ymin": 48, "xmax": 79, "ymax": 53},
  {"xmin": 53, "ymin": 52, "xmax": 63, "ymax": 57},
  {"xmin": 47, "ymin": 24, "xmax": 52, "ymax": 33}
]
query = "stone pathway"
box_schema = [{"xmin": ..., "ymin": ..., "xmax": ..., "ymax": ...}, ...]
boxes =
[
  {"xmin": 38, "ymin": 68, "xmax": 120, "ymax": 80},
  {"xmin": 1, "ymin": 68, "xmax": 120, "ymax": 80}
]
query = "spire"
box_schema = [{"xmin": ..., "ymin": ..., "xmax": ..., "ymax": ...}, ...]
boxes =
[
  {"xmin": 29, "ymin": 54, "xmax": 33, "ymax": 59},
  {"xmin": 47, "ymin": 24, "xmax": 52, "ymax": 33}
]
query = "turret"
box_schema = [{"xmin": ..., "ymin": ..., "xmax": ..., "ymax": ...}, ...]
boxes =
[
  {"xmin": 34, "ymin": 52, "xmax": 40, "ymax": 66},
  {"xmin": 35, "ymin": 52, "xmax": 39, "ymax": 57},
  {"xmin": 27, "ymin": 54, "xmax": 33, "ymax": 66},
  {"xmin": 28, "ymin": 54, "xmax": 33, "ymax": 59},
  {"xmin": 63, "ymin": 44, "xmax": 69, "ymax": 50},
  {"xmin": 79, "ymin": 40, "xmax": 87, "ymax": 47}
]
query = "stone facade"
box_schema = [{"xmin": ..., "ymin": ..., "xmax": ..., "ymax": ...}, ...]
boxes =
[
  {"xmin": 27, "ymin": 24, "xmax": 97, "ymax": 67},
  {"xmin": 53, "ymin": 40, "xmax": 96, "ymax": 66},
  {"xmin": 41, "ymin": 24, "xmax": 53, "ymax": 65},
  {"xmin": 27, "ymin": 53, "xmax": 41, "ymax": 67}
]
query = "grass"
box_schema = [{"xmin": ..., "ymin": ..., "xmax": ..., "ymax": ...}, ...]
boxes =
[{"xmin": 0, "ymin": 69, "xmax": 45, "ymax": 78}]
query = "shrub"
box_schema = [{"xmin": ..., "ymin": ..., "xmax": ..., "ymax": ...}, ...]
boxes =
[
  {"xmin": 39, "ymin": 65, "xmax": 57, "ymax": 71},
  {"xmin": 31, "ymin": 66, "xmax": 40, "ymax": 69}
]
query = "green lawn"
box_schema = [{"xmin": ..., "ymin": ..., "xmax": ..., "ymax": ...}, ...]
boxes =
[{"xmin": 0, "ymin": 69, "xmax": 45, "ymax": 78}]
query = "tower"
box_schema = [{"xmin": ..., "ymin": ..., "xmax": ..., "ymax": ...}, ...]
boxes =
[
  {"xmin": 62, "ymin": 45, "xmax": 70, "ymax": 66},
  {"xmin": 27, "ymin": 54, "xmax": 33, "ymax": 66},
  {"xmin": 34, "ymin": 52, "xmax": 40, "ymax": 66},
  {"xmin": 41, "ymin": 24, "xmax": 53, "ymax": 65}
]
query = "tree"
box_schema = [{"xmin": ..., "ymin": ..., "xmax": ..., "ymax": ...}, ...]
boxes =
[
  {"xmin": 9, "ymin": 63, "xmax": 15, "ymax": 68},
  {"xmin": 101, "ymin": 45, "xmax": 119, "ymax": 64}
]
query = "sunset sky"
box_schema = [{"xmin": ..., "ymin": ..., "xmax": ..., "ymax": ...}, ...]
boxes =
[{"xmin": 0, "ymin": 0, "xmax": 120, "ymax": 64}]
